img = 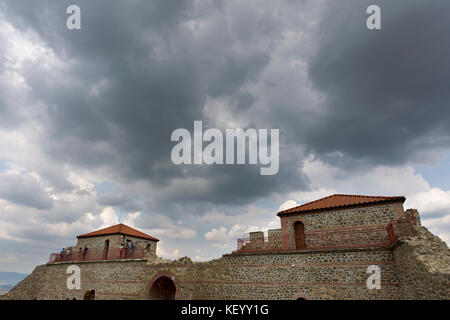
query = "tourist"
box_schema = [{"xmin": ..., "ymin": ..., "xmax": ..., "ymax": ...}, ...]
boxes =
[
  {"xmin": 124, "ymin": 241, "xmax": 129, "ymax": 257},
  {"xmin": 120, "ymin": 243, "xmax": 124, "ymax": 258},
  {"xmin": 83, "ymin": 245, "xmax": 88, "ymax": 259},
  {"xmin": 77, "ymin": 247, "xmax": 82, "ymax": 257},
  {"xmin": 60, "ymin": 248, "xmax": 65, "ymax": 260},
  {"xmin": 130, "ymin": 242, "xmax": 135, "ymax": 256}
]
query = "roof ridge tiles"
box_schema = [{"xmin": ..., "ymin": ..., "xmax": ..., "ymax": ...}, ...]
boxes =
[
  {"xmin": 277, "ymin": 194, "xmax": 405, "ymax": 216},
  {"xmin": 77, "ymin": 223, "xmax": 159, "ymax": 241}
]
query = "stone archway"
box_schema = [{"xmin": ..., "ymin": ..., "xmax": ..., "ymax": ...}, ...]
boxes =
[
  {"xmin": 292, "ymin": 293, "xmax": 309, "ymax": 300},
  {"xmin": 149, "ymin": 276, "xmax": 176, "ymax": 300},
  {"xmin": 146, "ymin": 271, "xmax": 181, "ymax": 300}
]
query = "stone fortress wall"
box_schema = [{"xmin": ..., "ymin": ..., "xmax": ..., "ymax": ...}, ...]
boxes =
[{"xmin": 2, "ymin": 197, "xmax": 449, "ymax": 300}]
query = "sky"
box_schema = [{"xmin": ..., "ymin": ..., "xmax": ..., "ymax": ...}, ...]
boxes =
[{"xmin": 0, "ymin": 0, "xmax": 449, "ymax": 273}]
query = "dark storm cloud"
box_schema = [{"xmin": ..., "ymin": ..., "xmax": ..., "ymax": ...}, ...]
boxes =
[
  {"xmin": 305, "ymin": 0, "xmax": 450, "ymax": 166},
  {"xmin": 2, "ymin": 0, "xmax": 449, "ymax": 213},
  {"xmin": 0, "ymin": 0, "xmax": 308, "ymax": 207}
]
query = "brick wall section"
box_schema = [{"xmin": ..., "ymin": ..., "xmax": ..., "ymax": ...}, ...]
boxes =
[
  {"xmin": 241, "ymin": 203, "xmax": 401, "ymax": 252},
  {"xmin": 191, "ymin": 248, "xmax": 400, "ymax": 299},
  {"xmin": 392, "ymin": 226, "xmax": 450, "ymax": 299},
  {"xmin": 271, "ymin": 202, "xmax": 401, "ymax": 251},
  {"xmin": 3, "ymin": 260, "xmax": 151, "ymax": 300},
  {"xmin": 76, "ymin": 235, "xmax": 157, "ymax": 254},
  {"xmin": 280, "ymin": 202, "xmax": 403, "ymax": 232},
  {"xmin": 2, "ymin": 248, "xmax": 401, "ymax": 300}
]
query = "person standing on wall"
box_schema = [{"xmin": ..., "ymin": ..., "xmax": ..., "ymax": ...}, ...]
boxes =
[
  {"xmin": 83, "ymin": 245, "xmax": 88, "ymax": 259},
  {"xmin": 130, "ymin": 242, "xmax": 135, "ymax": 256},
  {"xmin": 124, "ymin": 241, "xmax": 129, "ymax": 258}
]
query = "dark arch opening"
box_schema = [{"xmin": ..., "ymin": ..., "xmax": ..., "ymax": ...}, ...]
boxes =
[
  {"xmin": 83, "ymin": 290, "xmax": 96, "ymax": 300},
  {"xmin": 296, "ymin": 297, "xmax": 307, "ymax": 300},
  {"xmin": 294, "ymin": 221, "xmax": 305, "ymax": 249},
  {"xmin": 149, "ymin": 276, "xmax": 176, "ymax": 300}
]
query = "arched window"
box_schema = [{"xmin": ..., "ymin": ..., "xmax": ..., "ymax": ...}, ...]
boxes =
[{"xmin": 294, "ymin": 221, "xmax": 305, "ymax": 249}]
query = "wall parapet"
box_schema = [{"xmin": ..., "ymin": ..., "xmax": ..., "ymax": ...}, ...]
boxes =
[
  {"xmin": 48, "ymin": 247, "xmax": 150, "ymax": 263},
  {"xmin": 236, "ymin": 225, "xmax": 390, "ymax": 253},
  {"xmin": 387, "ymin": 209, "xmax": 420, "ymax": 246}
]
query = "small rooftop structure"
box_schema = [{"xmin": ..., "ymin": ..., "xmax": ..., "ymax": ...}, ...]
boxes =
[
  {"xmin": 49, "ymin": 223, "xmax": 159, "ymax": 263},
  {"xmin": 77, "ymin": 223, "xmax": 159, "ymax": 241},
  {"xmin": 277, "ymin": 194, "xmax": 406, "ymax": 215}
]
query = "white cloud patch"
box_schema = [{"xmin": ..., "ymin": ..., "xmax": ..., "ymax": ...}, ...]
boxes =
[
  {"xmin": 156, "ymin": 244, "xmax": 181, "ymax": 259},
  {"xmin": 278, "ymin": 200, "xmax": 298, "ymax": 211}
]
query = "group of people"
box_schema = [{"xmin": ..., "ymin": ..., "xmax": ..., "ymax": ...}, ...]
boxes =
[
  {"xmin": 119, "ymin": 241, "xmax": 135, "ymax": 258},
  {"xmin": 58, "ymin": 240, "xmax": 144, "ymax": 261},
  {"xmin": 59, "ymin": 247, "xmax": 72, "ymax": 259},
  {"xmin": 59, "ymin": 245, "xmax": 89, "ymax": 260}
]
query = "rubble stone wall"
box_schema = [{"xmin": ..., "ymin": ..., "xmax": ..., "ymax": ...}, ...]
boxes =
[{"xmin": 392, "ymin": 226, "xmax": 450, "ymax": 299}]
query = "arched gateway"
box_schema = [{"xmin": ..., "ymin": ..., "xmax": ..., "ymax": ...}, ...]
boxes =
[{"xmin": 148, "ymin": 276, "xmax": 176, "ymax": 300}]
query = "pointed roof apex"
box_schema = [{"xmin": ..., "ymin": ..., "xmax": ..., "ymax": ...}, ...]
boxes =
[
  {"xmin": 77, "ymin": 223, "xmax": 159, "ymax": 241},
  {"xmin": 277, "ymin": 194, "xmax": 405, "ymax": 216}
]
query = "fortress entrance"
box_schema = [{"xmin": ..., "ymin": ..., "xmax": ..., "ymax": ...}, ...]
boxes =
[
  {"xmin": 294, "ymin": 221, "xmax": 305, "ymax": 249},
  {"xmin": 149, "ymin": 276, "xmax": 176, "ymax": 300}
]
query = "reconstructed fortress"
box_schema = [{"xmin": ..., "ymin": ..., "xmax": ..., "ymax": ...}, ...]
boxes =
[{"xmin": 3, "ymin": 195, "xmax": 450, "ymax": 300}]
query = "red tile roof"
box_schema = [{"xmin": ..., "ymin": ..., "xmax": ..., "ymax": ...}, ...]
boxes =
[
  {"xmin": 277, "ymin": 194, "xmax": 405, "ymax": 216},
  {"xmin": 77, "ymin": 223, "xmax": 159, "ymax": 241}
]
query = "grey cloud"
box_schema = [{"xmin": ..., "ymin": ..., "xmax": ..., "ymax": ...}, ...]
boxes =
[
  {"xmin": 0, "ymin": 173, "xmax": 53, "ymax": 210},
  {"xmin": 0, "ymin": 0, "xmax": 307, "ymax": 208},
  {"xmin": 97, "ymin": 193, "xmax": 142, "ymax": 212},
  {"xmin": 1, "ymin": 0, "xmax": 449, "ymax": 215},
  {"xmin": 305, "ymin": 0, "xmax": 450, "ymax": 166}
]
